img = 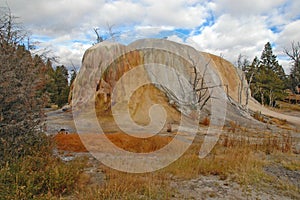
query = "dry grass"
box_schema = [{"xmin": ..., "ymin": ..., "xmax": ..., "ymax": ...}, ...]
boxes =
[
  {"xmin": 54, "ymin": 131, "xmax": 294, "ymax": 174},
  {"xmin": 54, "ymin": 133, "xmax": 88, "ymax": 152},
  {"xmin": 276, "ymin": 101, "xmax": 300, "ymax": 112},
  {"xmin": 270, "ymin": 117, "xmax": 288, "ymax": 126},
  {"xmin": 54, "ymin": 133, "xmax": 173, "ymax": 153},
  {"xmin": 53, "ymin": 133, "xmax": 177, "ymax": 199},
  {"xmin": 162, "ymin": 137, "xmax": 263, "ymax": 182},
  {"xmin": 105, "ymin": 133, "xmax": 173, "ymax": 153},
  {"xmin": 270, "ymin": 153, "xmax": 300, "ymax": 171},
  {"xmin": 53, "ymin": 129, "xmax": 298, "ymax": 199},
  {"xmin": 261, "ymin": 134, "xmax": 293, "ymax": 154},
  {"xmin": 227, "ymin": 121, "xmax": 240, "ymax": 133},
  {"xmin": 282, "ymin": 159, "xmax": 300, "ymax": 171},
  {"xmin": 253, "ymin": 111, "xmax": 266, "ymax": 122},
  {"xmin": 0, "ymin": 151, "xmax": 86, "ymax": 199},
  {"xmin": 75, "ymin": 167, "xmax": 172, "ymax": 200}
]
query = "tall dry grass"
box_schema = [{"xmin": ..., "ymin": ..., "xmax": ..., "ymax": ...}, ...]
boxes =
[
  {"xmin": 75, "ymin": 168, "xmax": 172, "ymax": 200},
  {"xmin": 0, "ymin": 147, "xmax": 86, "ymax": 199}
]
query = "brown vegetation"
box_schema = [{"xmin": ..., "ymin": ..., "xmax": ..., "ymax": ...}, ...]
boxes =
[
  {"xmin": 54, "ymin": 133, "xmax": 88, "ymax": 152},
  {"xmin": 54, "ymin": 133, "xmax": 173, "ymax": 153}
]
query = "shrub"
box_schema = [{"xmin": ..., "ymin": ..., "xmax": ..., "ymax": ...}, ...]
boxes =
[{"xmin": 0, "ymin": 150, "xmax": 86, "ymax": 199}]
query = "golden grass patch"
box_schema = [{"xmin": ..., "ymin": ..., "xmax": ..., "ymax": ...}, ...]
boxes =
[{"xmin": 54, "ymin": 132, "xmax": 173, "ymax": 153}]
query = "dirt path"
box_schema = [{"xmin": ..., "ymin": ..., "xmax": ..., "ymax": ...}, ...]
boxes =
[{"xmin": 248, "ymin": 99, "xmax": 300, "ymax": 128}]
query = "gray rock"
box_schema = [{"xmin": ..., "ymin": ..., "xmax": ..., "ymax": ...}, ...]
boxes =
[{"xmin": 294, "ymin": 143, "xmax": 300, "ymax": 154}]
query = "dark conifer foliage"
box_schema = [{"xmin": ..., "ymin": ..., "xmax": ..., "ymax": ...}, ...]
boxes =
[{"xmin": 242, "ymin": 42, "xmax": 286, "ymax": 106}]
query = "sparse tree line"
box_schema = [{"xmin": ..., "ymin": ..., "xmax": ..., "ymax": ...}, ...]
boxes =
[{"xmin": 238, "ymin": 41, "xmax": 300, "ymax": 107}]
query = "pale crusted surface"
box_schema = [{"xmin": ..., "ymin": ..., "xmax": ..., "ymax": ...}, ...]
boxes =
[
  {"xmin": 202, "ymin": 52, "xmax": 247, "ymax": 104},
  {"xmin": 74, "ymin": 39, "xmax": 240, "ymax": 127}
]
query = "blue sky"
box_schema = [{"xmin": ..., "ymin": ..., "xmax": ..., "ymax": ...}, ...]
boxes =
[{"xmin": 2, "ymin": 0, "xmax": 300, "ymax": 73}]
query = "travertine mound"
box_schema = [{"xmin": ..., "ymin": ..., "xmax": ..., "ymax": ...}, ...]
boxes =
[{"xmin": 73, "ymin": 39, "xmax": 299, "ymax": 129}]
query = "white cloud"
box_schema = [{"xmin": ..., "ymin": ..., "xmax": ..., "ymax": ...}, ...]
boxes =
[
  {"xmin": 274, "ymin": 20, "xmax": 300, "ymax": 73},
  {"xmin": 5, "ymin": 0, "xmax": 103, "ymax": 34},
  {"xmin": 276, "ymin": 20, "xmax": 300, "ymax": 49},
  {"xmin": 190, "ymin": 14, "xmax": 275, "ymax": 64},
  {"xmin": 213, "ymin": 0, "xmax": 285, "ymax": 17},
  {"xmin": 167, "ymin": 35, "xmax": 185, "ymax": 44},
  {"xmin": 96, "ymin": 1, "xmax": 145, "ymax": 26},
  {"xmin": 142, "ymin": 0, "xmax": 210, "ymax": 28},
  {"xmin": 134, "ymin": 26, "xmax": 174, "ymax": 35},
  {"xmin": 1, "ymin": 0, "xmax": 299, "ymax": 74},
  {"xmin": 281, "ymin": 1, "xmax": 300, "ymax": 22},
  {"xmin": 4, "ymin": 0, "xmax": 211, "ymax": 68},
  {"xmin": 50, "ymin": 42, "xmax": 91, "ymax": 70},
  {"xmin": 6, "ymin": 0, "xmax": 209, "ymax": 35}
]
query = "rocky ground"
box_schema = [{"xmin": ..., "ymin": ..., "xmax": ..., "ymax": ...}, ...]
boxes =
[
  {"xmin": 57, "ymin": 150, "xmax": 299, "ymax": 200},
  {"xmin": 170, "ymin": 175, "xmax": 292, "ymax": 200}
]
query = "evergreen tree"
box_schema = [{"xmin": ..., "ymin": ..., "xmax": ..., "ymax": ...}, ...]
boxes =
[
  {"xmin": 260, "ymin": 42, "xmax": 286, "ymax": 82},
  {"xmin": 43, "ymin": 59, "xmax": 56, "ymax": 105},
  {"xmin": 259, "ymin": 42, "xmax": 286, "ymax": 105},
  {"xmin": 242, "ymin": 42, "xmax": 286, "ymax": 106},
  {"xmin": 53, "ymin": 65, "xmax": 69, "ymax": 107}
]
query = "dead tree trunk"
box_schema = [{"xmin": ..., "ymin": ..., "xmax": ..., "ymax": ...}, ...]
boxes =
[{"xmin": 245, "ymin": 72, "xmax": 254, "ymax": 108}]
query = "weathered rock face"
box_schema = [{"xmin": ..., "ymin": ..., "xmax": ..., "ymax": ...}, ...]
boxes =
[
  {"xmin": 202, "ymin": 52, "xmax": 248, "ymax": 104},
  {"xmin": 72, "ymin": 39, "xmax": 252, "ymax": 127},
  {"xmin": 94, "ymin": 49, "xmax": 181, "ymax": 125}
]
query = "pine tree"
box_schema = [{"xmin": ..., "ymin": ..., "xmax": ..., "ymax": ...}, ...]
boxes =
[
  {"xmin": 260, "ymin": 42, "xmax": 286, "ymax": 81},
  {"xmin": 259, "ymin": 43, "xmax": 286, "ymax": 105},
  {"xmin": 43, "ymin": 59, "xmax": 56, "ymax": 105},
  {"xmin": 53, "ymin": 65, "xmax": 69, "ymax": 107},
  {"xmin": 243, "ymin": 42, "xmax": 286, "ymax": 106}
]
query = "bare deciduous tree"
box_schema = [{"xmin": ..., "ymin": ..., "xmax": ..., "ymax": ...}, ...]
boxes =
[
  {"xmin": 236, "ymin": 54, "xmax": 250, "ymax": 106},
  {"xmin": 0, "ymin": 6, "xmax": 27, "ymax": 48},
  {"xmin": 188, "ymin": 54, "xmax": 212, "ymax": 110},
  {"xmin": 93, "ymin": 23, "xmax": 120, "ymax": 44},
  {"xmin": 284, "ymin": 42, "xmax": 300, "ymax": 68},
  {"xmin": 93, "ymin": 28, "xmax": 104, "ymax": 43},
  {"xmin": 149, "ymin": 53, "xmax": 224, "ymax": 120},
  {"xmin": 284, "ymin": 41, "xmax": 300, "ymax": 93}
]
